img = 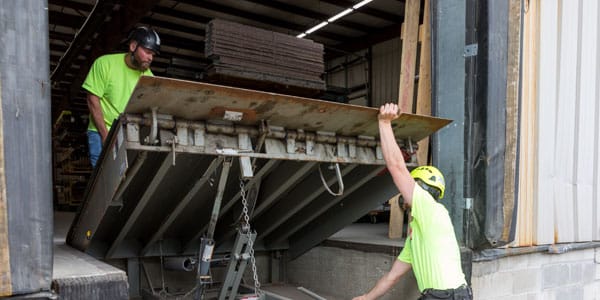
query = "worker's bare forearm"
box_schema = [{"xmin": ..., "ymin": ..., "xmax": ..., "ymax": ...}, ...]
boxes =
[
  {"xmin": 378, "ymin": 117, "xmax": 414, "ymax": 204},
  {"xmin": 365, "ymin": 274, "xmax": 398, "ymax": 299},
  {"xmin": 86, "ymin": 94, "xmax": 108, "ymax": 142},
  {"xmin": 379, "ymin": 119, "xmax": 407, "ymax": 170},
  {"xmin": 355, "ymin": 259, "xmax": 410, "ymax": 300}
]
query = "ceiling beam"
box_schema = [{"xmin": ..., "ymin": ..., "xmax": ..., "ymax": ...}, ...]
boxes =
[
  {"xmin": 326, "ymin": 23, "xmax": 403, "ymax": 58},
  {"xmin": 176, "ymin": 0, "xmax": 350, "ymax": 41},
  {"xmin": 320, "ymin": 0, "xmax": 402, "ymax": 23},
  {"xmin": 244, "ymin": 0, "xmax": 371, "ymax": 33},
  {"xmin": 152, "ymin": 6, "xmax": 212, "ymax": 24},
  {"xmin": 48, "ymin": 0, "xmax": 93, "ymax": 12},
  {"xmin": 49, "ymin": 1, "xmax": 114, "ymax": 83}
]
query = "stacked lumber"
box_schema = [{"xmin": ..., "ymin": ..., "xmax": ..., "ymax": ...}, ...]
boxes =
[{"xmin": 204, "ymin": 19, "xmax": 325, "ymax": 96}]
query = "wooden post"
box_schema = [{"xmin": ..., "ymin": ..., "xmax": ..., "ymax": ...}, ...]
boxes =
[
  {"xmin": 397, "ymin": 0, "xmax": 421, "ymax": 113},
  {"xmin": 389, "ymin": 0, "xmax": 421, "ymax": 239},
  {"xmin": 416, "ymin": 0, "xmax": 432, "ymax": 165},
  {"xmin": 0, "ymin": 79, "xmax": 12, "ymax": 296},
  {"xmin": 388, "ymin": 194, "xmax": 405, "ymax": 239},
  {"xmin": 516, "ymin": 0, "xmax": 539, "ymax": 246}
]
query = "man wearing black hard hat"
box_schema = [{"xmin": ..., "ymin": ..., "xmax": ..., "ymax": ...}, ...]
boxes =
[{"xmin": 82, "ymin": 26, "xmax": 160, "ymax": 167}]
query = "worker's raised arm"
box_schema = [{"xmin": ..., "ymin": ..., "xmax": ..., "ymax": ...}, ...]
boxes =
[
  {"xmin": 86, "ymin": 93, "xmax": 108, "ymax": 143},
  {"xmin": 378, "ymin": 103, "xmax": 415, "ymax": 207}
]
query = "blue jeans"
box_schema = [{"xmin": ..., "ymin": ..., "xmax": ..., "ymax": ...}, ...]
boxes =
[{"xmin": 87, "ymin": 130, "xmax": 102, "ymax": 167}]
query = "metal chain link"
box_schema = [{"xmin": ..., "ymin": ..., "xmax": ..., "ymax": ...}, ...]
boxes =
[{"xmin": 239, "ymin": 179, "xmax": 263, "ymax": 298}]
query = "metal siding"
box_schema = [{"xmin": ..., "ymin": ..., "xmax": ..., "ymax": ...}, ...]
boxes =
[
  {"xmin": 554, "ymin": 0, "xmax": 578, "ymax": 243},
  {"xmin": 371, "ymin": 38, "xmax": 401, "ymax": 108},
  {"xmin": 326, "ymin": 55, "xmax": 368, "ymax": 90},
  {"xmin": 0, "ymin": 0, "xmax": 53, "ymax": 295},
  {"xmin": 595, "ymin": 0, "xmax": 600, "ymax": 242},
  {"xmin": 535, "ymin": 0, "xmax": 559, "ymax": 245},
  {"xmin": 575, "ymin": 0, "xmax": 598, "ymax": 242},
  {"xmin": 534, "ymin": 0, "xmax": 600, "ymax": 244}
]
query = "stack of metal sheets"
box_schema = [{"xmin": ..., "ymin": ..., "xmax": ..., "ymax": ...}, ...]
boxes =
[{"xmin": 205, "ymin": 19, "xmax": 325, "ymax": 96}]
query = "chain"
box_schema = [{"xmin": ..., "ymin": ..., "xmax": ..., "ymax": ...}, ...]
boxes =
[{"xmin": 239, "ymin": 179, "xmax": 263, "ymax": 297}]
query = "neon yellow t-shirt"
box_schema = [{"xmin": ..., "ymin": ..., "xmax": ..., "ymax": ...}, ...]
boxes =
[
  {"xmin": 398, "ymin": 185, "xmax": 467, "ymax": 292},
  {"xmin": 82, "ymin": 53, "xmax": 153, "ymax": 132}
]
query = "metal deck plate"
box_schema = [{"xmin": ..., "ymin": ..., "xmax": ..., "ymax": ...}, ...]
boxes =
[
  {"xmin": 126, "ymin": 76, "xmax": 451, "ymax": 142},
  {"xmin": 67, "ymin": 77, "xmax": 451, "ymax": 262}
]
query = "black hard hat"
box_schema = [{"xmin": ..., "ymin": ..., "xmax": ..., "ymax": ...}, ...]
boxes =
[{"xmin": 128, "ymin": 26, "xmax": 161, "ymax": 54}]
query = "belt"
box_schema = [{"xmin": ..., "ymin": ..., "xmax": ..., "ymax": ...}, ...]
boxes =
[{"xmin": 420, "ymin": 284, "xmax": 472, "ymax": 300}]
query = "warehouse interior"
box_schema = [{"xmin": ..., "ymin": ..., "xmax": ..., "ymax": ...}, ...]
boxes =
[
  {"xmin": 46, "ymin": 0, "xmax": 435, "ymax": 299},
  {"xmin": 50, "ymin": 0, "xmax": 412, "ymax": 211}
]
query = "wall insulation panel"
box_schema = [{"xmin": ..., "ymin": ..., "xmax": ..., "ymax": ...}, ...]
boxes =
[{"xmin": 519, "ymin": 0, "xmax": 600, "ymax": 245}]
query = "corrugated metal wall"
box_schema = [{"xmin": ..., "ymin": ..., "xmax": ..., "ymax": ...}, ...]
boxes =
[
  {"xmin": 517, "ymin": 0, "xmax": 600, "ymax": 245},
  {"xmin": 325, "ymin": 39, "xmax": 401, "ymax": 108},
  {"xmin": 325, "ymin": 50, "xmax": 369, "ymax": 105},
  {"xmin": 326, "ymin": 50, "xmax": 368, "ymax": 89},
  {"xmin": 371, "ymin": 38, "xmax": 401, "ymax": 108}
]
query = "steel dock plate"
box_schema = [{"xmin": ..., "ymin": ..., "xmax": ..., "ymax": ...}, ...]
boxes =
[{"xmin": 66, "ymin": 77, "xmax": 451, "ymax": 261}]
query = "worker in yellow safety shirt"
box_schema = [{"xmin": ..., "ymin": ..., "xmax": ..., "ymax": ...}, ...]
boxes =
[
  {"xmin": 353, "ymin": 103, "xmax": 472, "ymax": 300},
  {"xmin": 83, "ymin": 26, "xmax": 160, "ymax": 167}
]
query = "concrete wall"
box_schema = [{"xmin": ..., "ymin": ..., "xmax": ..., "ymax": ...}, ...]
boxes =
[
  {"xmin": 288, "ymin": 246, "xmax": 600, "ymax": 300},
  {"xmin": 287, "ymin": 246, "xmax": 420, "ymax": 300},
  {"xmin": 472, "ymin": 248, "xmax": 600, "ymax": 300}
]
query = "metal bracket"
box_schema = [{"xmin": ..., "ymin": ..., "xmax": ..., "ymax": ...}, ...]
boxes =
[
  {"xmin": 218, "ymin": 229, "xmax": 257, "ymax": 300},
  {"xmin": 144, "ymin": 107, "xmax": 159, "ymax": 145},
  {"xmin": 464, "ymin": 43, "xmax": 478, "ymax": 57}
]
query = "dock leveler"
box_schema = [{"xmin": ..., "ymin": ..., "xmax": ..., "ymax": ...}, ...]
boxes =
[{"xmin": 67, "ymin": 76, "xmax": 450, "ymax": 299}]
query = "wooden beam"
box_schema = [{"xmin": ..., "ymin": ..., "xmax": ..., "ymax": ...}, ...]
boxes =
[
  {"xmin": 0, "ymin": 80, "xmax": 12, "ymax": 297},
  {"xmin": 397, "ymin": 0, "xmax": 420, "ymax": 113},
  {"xmin": 516, "ymin": 0, "xmax": 539, "ymax": 247},
  {"xmin": 388, "ymin": 194, "xmax": 404, "ymax": 239},
  {"xmin": 416, "ymin": 0, "xmax": 432, "ymax": 165}
]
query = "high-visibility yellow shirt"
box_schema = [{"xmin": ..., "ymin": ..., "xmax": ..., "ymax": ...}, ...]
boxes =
[
  {"xmin": 398, "ymin": 185, "xmax": 467, "ymax": 292},
  {"xmin": 82, "ymin": 53, "xmax": 153, "ymax": 132}
]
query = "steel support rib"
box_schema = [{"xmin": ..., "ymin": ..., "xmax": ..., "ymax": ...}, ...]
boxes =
[
  {"xmin": 215, "ymin": 161, "xmax": 318, "ymax": 248},
  {"xmin": 111, "ymin": 151, "xmax": 148, "ymax": 206},
  {"xmin": 256, "ymin": 164, "xmax": 357, "ymax": 239},
  {"xmin": 265, "ymin": 166, "xmax": 385, "ymax": 245},
  {"xmin": 206, "ymin": 159, "xmax": 232, "ymax": 240},
  {"xmin": 106, "ymin": 152, "xmax": 173, "ymax": 258},
  {"xmin": 184, "ymin": 159, "xmax": 280, "ymax": 253},
  {"xmin": 252, "ymin": 162, "xmax": 317, "ymax": 219},
  {"xmin": 218, "ymin": 159, "xmax": 279, "ymax": 220},
  {"xmin": 141, "ymin": 157, "xmax": 224, "ymax": 255}
]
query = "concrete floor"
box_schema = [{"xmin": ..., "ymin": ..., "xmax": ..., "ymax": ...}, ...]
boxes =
[
  {"xmin": 52, "ymin": 211, "xmax": 399, "ymax": 300},
  {"xmin": 329, "ymin": 223, "xmax": 402, "ymax": 247}
]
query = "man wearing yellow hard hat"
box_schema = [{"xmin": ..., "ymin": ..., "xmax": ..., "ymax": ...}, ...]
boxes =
[{"xmin": 354, "ymin": 103, "xmax": 472, "ymax": 300}]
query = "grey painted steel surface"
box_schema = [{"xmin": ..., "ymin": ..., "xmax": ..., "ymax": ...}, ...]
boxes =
[
  {"xmin": 431, "ymin": 0, "xmax": 467, "ymax": 243},
  {"xmin": 67, "ymin": 77, "xmax": 450, "ymax": 261},
  {"xmin": 0, "ymin": 0, "xmax": 53, "ymax": 296}
]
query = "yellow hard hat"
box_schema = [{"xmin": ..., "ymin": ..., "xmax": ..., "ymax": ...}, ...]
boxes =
[{"xmin": 410, "ymin": 166, "xmax": 445, "ymax": 199}]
